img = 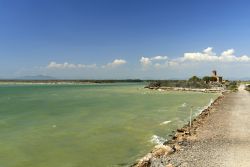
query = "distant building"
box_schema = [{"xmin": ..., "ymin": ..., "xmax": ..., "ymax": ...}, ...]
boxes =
[{"xmin": 211, "ymin": 70, "xmax": 223, "ymax": 83}]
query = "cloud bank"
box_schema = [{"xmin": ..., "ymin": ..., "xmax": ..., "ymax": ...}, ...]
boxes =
[
  {"xmin": 140, "ymin": 47, "xmax": 250, "ymax": 69},
  {"xmin": 47, "ymin": 62, "xmax": 97, "ymax": 69},
  {"xmin": 182, "ymin": 47, "xmax": 250, "ymax": 62},
  {"xmin": 46, "ymin": 59, "xmax": 127, "ymax": 70},
  {"xmin": 36, "ymin": 47, "xmax": 250, "ymax": 79}
]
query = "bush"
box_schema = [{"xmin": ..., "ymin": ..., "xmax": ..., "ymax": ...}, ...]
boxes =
[
  {"xmin": 202, "ymin": 76, "xmax": 211, "ymax": 83},
  {"xmin": 188, "ymin": 76, "xmax": 202, "ymax": 82},
  {"xmin": 226, "ymin": 81, "xmax": 238, "ymax": 91},
  {"xmin": 147, "ymin": 81, "xmax": 161, "ymax": 87},
  {"xmin": 245, "ymin": 85, "xmax": 250, "ymax": 91},
  {"xmin": 202, "ymin": 76, "xmax": 217, "ymax": 83},
  {"xmin": 146, "ymin": 77, "xmax": 210, "ymax": 89}
]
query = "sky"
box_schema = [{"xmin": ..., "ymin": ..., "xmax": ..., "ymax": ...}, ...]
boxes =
[{"xmin": 1, "ymin": 0, "xmax": 250, "ymax": 79}]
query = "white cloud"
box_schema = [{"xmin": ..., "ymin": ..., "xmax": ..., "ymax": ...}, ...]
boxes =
[
  {"xmin": 47, "ymin": 59, "xmax": 127, "ymax": 70},
  {"xmin": 140, "ymin": 55, "xmax": 168, "ymax": 67},
  {"xmin": 221, "ymin": 49, "xmax": 234, "ymax": 56},
  {"xmin": 182, "ymin": 47, "xmax": 217, "ymax": 62},
  {"xmin": 203, "ymin": 47, "xmax": 215, "ymax": 55},
  {"xmin": 140, "ymin": 57, "xmax": 152, "ymax": 66},
  {"xmin": 151, "ymin": 56, "xmax": 168, "ymax": 60},
  {"xmin": 182, "ymin": 47, "xmax": 250, "ymax": 63},
  {"xmin": 104, "ymin": 59, "xmax": 127, "ymax": 68},
  {"xmin": 140, "ymin": 47, "xmax": 250, "ymax": 70},
  {"xmin": 47, "ymin": 62, "xmax": 97, "ymax": 69}
]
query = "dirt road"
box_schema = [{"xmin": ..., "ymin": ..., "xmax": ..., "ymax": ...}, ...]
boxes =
[{"xmin": 165, "ymin": 85, "xmax": 250, "ymax": 167}]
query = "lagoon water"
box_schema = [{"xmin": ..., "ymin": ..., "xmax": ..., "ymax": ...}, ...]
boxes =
[{"xmin": 0, "ymin": 83, "xmax": 219, "ymax": 167}]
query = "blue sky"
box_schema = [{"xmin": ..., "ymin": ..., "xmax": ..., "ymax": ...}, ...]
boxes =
[{"xmin": 1, "ymin": 0, "xmax": 250, "ymax": 79}]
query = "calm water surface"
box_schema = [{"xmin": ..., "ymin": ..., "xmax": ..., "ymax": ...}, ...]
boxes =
[{"xmin": 0, "ymin": 83, "xmax": 219, "ymax": 167}]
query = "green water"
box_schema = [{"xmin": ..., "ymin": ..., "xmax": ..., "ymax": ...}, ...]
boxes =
[{"xmin": 0, "ymin": 83, "xmax": 219, "ymax": 167}]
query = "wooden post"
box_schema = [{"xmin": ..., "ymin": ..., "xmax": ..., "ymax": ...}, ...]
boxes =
[{"xmin": 190, "ymin": 106, "xmax": 193, "ymax": 128}]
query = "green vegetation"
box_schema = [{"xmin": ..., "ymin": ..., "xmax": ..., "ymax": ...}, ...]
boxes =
[
  {"xmin": 146, "ymin": 76, "xmax": 239, "ymax": 91},
  {"xmin": 146, "ymin": 76, "xmax": 210, "ymax": 89},
  {"xmin": 245, "ymin": 84, "xmax": 250, "ymax": 91},
  {"xmin": 202, "ymin": 76, "xmax": 217, "ymax": 83},
  {"xmin": 225, "ymin": 81, "xmax": 238, "ymax": 92}
]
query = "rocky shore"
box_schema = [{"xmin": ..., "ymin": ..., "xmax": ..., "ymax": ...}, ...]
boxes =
[
  {"xmin": 146, "ymin": 86, "xmax": 225, "ymax": 93},
  {"xmin": 132, "ymin": 93, "xmax": 226, "ymax": 167}
]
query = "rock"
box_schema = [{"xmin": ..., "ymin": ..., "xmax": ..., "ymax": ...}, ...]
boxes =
[
  {"xmin": 173, "ymin": 143, "xmax": 182, "ymax": 151},
  {"xmin": 166, "ymin": 164, "xmax": 174, "ymax": 167},
  {"xmin": 176, "ymin": 135, "xmax": 188, "ymax": 143},
  {"xmin": 179, "ymin": 140, "xmax": 189, "ymax": 146},
  {"xmin": 163, "ymin": 140, "xmax": 174, "ymax": 145},
  {"xmin": 152, "ymin": 145, "xmax": 174, "ymax": 157},
  {"xmin": 137, "ymin": 153, "xmax": 152, "ymax": 167},
  {"xmin": 173, "ymin": 132, "xmax": 183, "ymax": 139},
  {"xmin": 177, "ymin": 128, "xmax": 185, "ymax": 133}
]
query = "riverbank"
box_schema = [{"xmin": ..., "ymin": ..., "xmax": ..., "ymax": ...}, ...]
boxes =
[{"xmin": 133, "ymin": 91, "xmax": 227, "ymax": 167}]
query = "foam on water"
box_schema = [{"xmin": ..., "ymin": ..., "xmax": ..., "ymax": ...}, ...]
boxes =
[
  {"xmin": 150, "ymin": 135, "xmax": 166, "ymax": 145},
  {"xmin": 160, "ymin": 120, "xmax": 171, "ymax": 125},
  {"xmin": 194, "ymin": 98, "xmax": 215, "ymax": 116}
]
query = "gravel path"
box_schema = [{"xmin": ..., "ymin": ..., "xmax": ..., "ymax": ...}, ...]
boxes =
[{"xmin": 161, "ymin": 85, "xmax": 250, "ymax": 167}]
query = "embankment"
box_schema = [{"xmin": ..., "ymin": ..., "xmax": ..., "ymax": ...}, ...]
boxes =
[{"xmin": 132, "ymin": 92, "xmax": 227, "ymax": 167}]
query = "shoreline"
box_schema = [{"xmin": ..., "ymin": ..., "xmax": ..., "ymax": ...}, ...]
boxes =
[
  {"xmin": 146, "ymin": 86, "xmax": 225, "ymax": 93},
  {"xmin": 133, "ymin": 92, "xmax": 227, "ymax": 167},
  {"xmin": 0, "ymin": 79, "xmax": 143, "ymax": 84}
]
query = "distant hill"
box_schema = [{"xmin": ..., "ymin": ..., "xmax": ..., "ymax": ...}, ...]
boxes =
[{"xmin": 16, "ymin": 75, "xmax": 56, "ymax": 80}]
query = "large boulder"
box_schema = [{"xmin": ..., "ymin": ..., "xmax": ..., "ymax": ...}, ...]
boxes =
[
  {"xmin": 136, "ymin": 153, "xmax": 153, "ymax": 167},
  {"xmin": 152, "ymin": 145, "xmax": 174, "ymax": 157}
]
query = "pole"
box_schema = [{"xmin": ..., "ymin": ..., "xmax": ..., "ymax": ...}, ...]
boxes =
[{"xmin": 190, "ymin": 106, "xmax": 193, "ymax": 128}]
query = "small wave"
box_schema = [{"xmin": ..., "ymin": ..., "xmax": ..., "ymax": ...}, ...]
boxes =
[
  {"xmin": 160, "ymin": 120, "xmax": 171, "ymax": 125},
  {"xmin": 202, "ymin": 98, "xmax": 214, "ymax": 110},
  {"xmin": 195, "ymin": 98, "xmax": 215, "ymax": 116},
  {"xmin": 150, "ymin": 135, "xmax": 166, "ymax": 145},
  {"xmin": 209, "ymin": 98, "xmax": 214, "ymax": 105}
]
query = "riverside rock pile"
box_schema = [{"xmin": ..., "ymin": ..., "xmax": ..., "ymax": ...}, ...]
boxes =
[{"xmin": 133, "ymin": 95, "xmax": 225, "ymax": 167}]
